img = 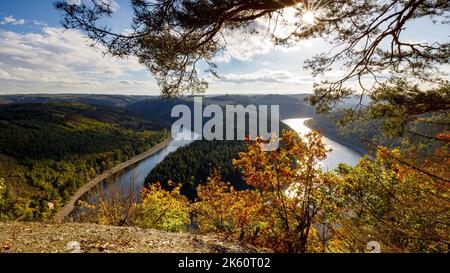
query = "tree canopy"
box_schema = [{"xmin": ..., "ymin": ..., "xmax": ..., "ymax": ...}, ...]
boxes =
[{"xmin": 55, "ymin": 1, "xmax": 448, "ymax": 100}]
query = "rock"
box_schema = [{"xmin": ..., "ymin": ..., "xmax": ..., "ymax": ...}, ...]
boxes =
[
  {"xmin": 366, "ymin": 241, "xmax": 381, "ymax": 253},
  {"xmin": 66, "ymin": 241, "xmax": 82, "ymax": 253}
]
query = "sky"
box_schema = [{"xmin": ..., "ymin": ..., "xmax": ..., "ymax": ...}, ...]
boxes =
[{"xmin": 0, "ymin": 0, "xmax": 448, "ymax": 96}]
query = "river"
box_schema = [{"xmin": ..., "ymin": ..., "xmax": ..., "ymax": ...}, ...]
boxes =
[
  {"xmin": 67, "ymin": 128, "xmax": 200, "ymax": 220},
  {"xmin": 106, "ymin": 128, "xmax": 200, "ymax": 193},
  {"xmin": 88, "ymin": 117, "xmax": 363, "ymax": 201},
  {"xmin": 113, "ymin": 117, "xmax": 362, "ymax": 191},
  {"xmin": 283, "ymin": 118, "xmax": 363, "ymax": 170}
]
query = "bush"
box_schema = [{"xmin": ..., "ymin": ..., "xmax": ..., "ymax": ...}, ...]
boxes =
[
  {"xmin": 0, "ymin": 177, "xmax": 5, "ymax": 206},
  {"xmin": 134, "ymin": 182, "xmax": 190, "ymax": 232}
]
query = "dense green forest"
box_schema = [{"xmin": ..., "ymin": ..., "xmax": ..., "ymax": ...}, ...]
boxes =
[
  {"xmin": 145, "ymin": 140, "xmax": 249, "ymax": 200},
  {"xmin": 0, "ymin": 103, "xmax": 169, "ymax": 221}
]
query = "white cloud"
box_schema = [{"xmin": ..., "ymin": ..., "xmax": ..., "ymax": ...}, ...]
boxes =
[
  {"xmin": 66, "ymin": 0, "xmax": 82, "ymax": 4},
  {"xmin": 0, "ymin": 15, "xmax": 25, "ymax": 25},
  {"xmin": 100, "ymin": 0, "xmax": 120, "ymax": 12},
  {"xmin": 220, "ymin": 69, "xmax": 290, "ymax": 83},
  {"xmin": 32, "ymin": 20, "xmax": 48, "ymax": 27},
  {"xmin": 216, "ymin": 68, "xmax": 312, "ymax": 84},
  {"xmin": 0, "ymin": 26, "xmax": 158, "ymax": 94},
  {"xmin": 213, "ymin": 8, "xmax": 317, "ymax": 63},
  {"xmin": 213, "ymin": 20, "xmax": 277, "ymax": 63},
  {"xmin": 0, "ymin": 68, "xmax": 11, "ymax": 80}
]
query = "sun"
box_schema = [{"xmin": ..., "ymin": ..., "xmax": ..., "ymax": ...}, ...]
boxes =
[{"xmin": 302, "ymin": 11, "xmax": 316, "ymax": 25}]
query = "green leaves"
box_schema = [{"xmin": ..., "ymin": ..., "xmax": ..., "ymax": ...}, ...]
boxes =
[{"xmin": 0, "ymin": 103, "xmax": 170, "ymax": 221}]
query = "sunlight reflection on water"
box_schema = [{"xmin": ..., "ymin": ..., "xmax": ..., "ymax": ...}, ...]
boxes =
[{"xmin": 283, "ymin": 118, "xmax": 363, "ymax": 171}]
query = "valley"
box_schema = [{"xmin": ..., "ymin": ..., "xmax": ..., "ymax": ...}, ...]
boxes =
[{"xmin": 0, "ymin": 94, "xmax": 447, "ymax": 253}]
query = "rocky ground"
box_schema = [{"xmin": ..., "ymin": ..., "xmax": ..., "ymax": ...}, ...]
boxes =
[{"xmin": 0, "ymin": 222, "xmax": 262, "ymax": 253}]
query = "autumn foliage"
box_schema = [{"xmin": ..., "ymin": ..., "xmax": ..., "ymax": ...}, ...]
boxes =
[
  {"xmin": 330, "ymin": 147, "xmax": 450, "ymax": 252},
  {"xmin": 193, "ymin": 130, "xmax": 339, "ymax": 252},
  {"xmin": 78, "ymin": 130, "xmax": 449, "ymax": 253},
  {"xmin": 76, "ymin": 179, "xmax": 190, "ymax": 232},
  {"xmin": 192, "ymin": 130, "xmax": 449, "ymax": 253},
  {"xmin": 134, "ymin": 182, "xmax": 190, "ymax": 232},
  {"xmin": 191, "ymin": 172, "xmax": 261, "ymax": 237}
]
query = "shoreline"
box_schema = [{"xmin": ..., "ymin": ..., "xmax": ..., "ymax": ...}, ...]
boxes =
[
  {"xmin": 304, "ymin": 119, "xmax": 367, "ymax": 155},
  {"xmin": 53, "ymin": 137, "xmax": 173, "ymax": 223},
  {"xmin": 284, "ymin": 116, "xmax": 367, "ymax": 156}
]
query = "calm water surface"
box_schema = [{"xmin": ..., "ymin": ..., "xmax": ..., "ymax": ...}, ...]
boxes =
[{"xmin": 283, "ymin": 118, "xmax": 363, "ymax": 170}]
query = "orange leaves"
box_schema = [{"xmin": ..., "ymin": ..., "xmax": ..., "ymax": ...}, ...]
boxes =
[
  {"xmin": 192, "ymin": 173, "xmax": 261, "ymax": 235},
  {"xmin": 334, "ymin": 145, "xmax": 450, "ymax": 252},
  {"xmin": 234, "ymin": 129, "xmax": 330, "ymax": 193},
  {"xmin": 436, "ymin": 133, "xmax": 450, "ymax": 141},
  {"xmin": 194, "ymin": 130, "xmax": 338, "ymax": 252}
]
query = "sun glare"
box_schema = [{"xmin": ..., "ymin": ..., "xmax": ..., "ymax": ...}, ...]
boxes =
[{"xmin": 302, "ymin": 11, "xmax": 316, "ymax": 25}]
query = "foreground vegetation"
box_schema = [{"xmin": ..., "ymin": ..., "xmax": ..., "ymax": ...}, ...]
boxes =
[{"xmin": 80, "ymin": 129, "xmax": 449, "ymax": 253}]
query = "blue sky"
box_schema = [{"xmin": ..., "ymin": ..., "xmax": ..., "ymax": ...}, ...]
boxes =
[{"xmin": 0, "ymin": 0, "xmax": 448, "ymax": 95}]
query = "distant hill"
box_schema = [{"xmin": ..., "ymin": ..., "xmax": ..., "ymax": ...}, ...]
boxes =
[
  {"xmin": 0, "ymin": 94, "xmax": 317, "ymax": 121},
  {"xmin": 126, "ymin": 94, "xmax": 316, "ymax": 123},
  {"xmin": 307, "ymin": 111, "xmax": 445, "ymax": 156},
  {"xmin": 0, "ymin": 94, "xmax": 153, "ymax": 108},
  {"xmin": 126, "ymin": 97, "xmax": 187, "ymax": 121}
]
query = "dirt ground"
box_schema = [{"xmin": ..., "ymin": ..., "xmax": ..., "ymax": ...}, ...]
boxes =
[{"xmin": 0, "ymin": 222, "xmax": 262, "ymax": 253}]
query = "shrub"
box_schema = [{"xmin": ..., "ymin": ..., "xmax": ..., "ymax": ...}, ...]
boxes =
[{"xmin": 134, "ymin": 182, "xmax": 190, "ymax": 232}]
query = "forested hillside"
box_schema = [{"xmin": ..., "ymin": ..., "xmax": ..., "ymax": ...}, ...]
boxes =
[
  {"xmin": 126, "ymin": 94, "xmax": 316, "ymax": 121},
  {"xmin": 307, "ymin": 112, "xmax": 447, "ymax": 155},
  {"xmin": 0, "ymin": 103, "xmax": 169, "ymax": 221},
  {"xmin": 145, "ymin": 140, "xmax": 248, "ymax": 200},
  {"xmin": 0, "ymin": 94, "xmax": 151, "ymax": 108}
]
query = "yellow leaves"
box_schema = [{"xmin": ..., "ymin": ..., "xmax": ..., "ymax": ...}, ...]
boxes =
[
  {"xmin": 0, "ymin": 177, "xmax": 6, "ymax": 204},
  {"xmin": 0, "ymin": 177, "xmax": 5, "ymax": 192},
  {"xmin": 136, "ymin": 182, "xmax": 190, "ymax": 232},
  {"xmin": 335, "ymin": 146, "xmax": 450, "ymax": 252},
  {"xmin": 193, "ymin": 173, "xmax": 262, "ymax": 235},
  {"xmin": 77, "ymin": 200, "xmax": 96, "ymax": 211}
]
